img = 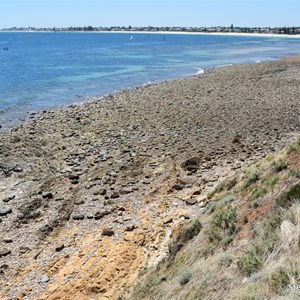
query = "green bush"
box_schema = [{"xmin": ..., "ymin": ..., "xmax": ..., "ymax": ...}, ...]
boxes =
[
  {"xmin": 287, "ymin": 137, "xmax": 300, "ymax": 154},
  {"xmin": 272, "ymin": 159, "xmax": 288, "ymax": 173},
  {"xmin": 207, "ymin": 205, "xmax": 237, "ymax": 245},
  {"xmin": 168, "ymin": 219, "xmax": 202, "ymax": 263},
  {"xmin": 243, "ymin": 172, "xmax": 260, "ymax": 189},
  {"xmin": 182, "ymin": 219, "xmax": 203, "ymax": 241},
  {"xmin": 237, "ymin": 248, "xmax": 263, "ymax": 276},
  {"xmin": 179, "ymin": 272, "xmax": 192, "ymax": 286},
  {"xmin": 276, "ymin": 183, "xmax": 300, "ymax": 208},
  {"xmin": 269, "ymin": 268, "xmax": 290, "ymax": 294},
  {"xmin": 264, "ymin": 176, "xmax": 279, "ymax": 187},
  {"xmin": 207, "ymin": 177, "xmax": 237, "ymax": 199},
  {"xmin": 252, "ymin": 188, "xmax": 267, "ymax": 199},
  {"xmin": 218, "ymin": 254, "xmax": 233, "ymax": 267}
]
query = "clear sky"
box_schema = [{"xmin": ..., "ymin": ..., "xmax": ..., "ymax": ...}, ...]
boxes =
[{"xmin": 0, "ymin": 0, "xmax": 299, "ymax": 29}]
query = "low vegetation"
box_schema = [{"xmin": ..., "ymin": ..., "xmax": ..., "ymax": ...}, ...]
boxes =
[
  {"xmin": 129, "ymin": 137, "xmax": 300, "ymax": 300},
  {"xmin": 207, "ymin": 205, "xmax": 237, "ymax": 248}
]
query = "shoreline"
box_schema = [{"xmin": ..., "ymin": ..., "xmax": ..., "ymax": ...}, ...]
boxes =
[
  {"xmin": 0, "ymin": 52, "xmax": 295, "ymax": 132},
  {"xmin": 106, "ymin": 30, "xmax": 300, "ymax": 39},
  {"xmin": 1, "ymin": 31, "xmax": 300, "ymax": 132}
]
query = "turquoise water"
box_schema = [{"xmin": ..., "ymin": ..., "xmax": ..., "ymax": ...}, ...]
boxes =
[{"xmin": 0, "ymin": 32, "xmax": 299, "ymax": 127}]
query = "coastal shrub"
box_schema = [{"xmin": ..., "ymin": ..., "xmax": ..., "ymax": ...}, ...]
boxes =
[
  {"xmin": 136, "ymin": 275, "xmax": 161, "ymax": 298},
  {"xmin": 218, "ymin": 254, "xmax": 233, "ymax": 267},
  {"xmin": 272, "ymin": 158, "xmax": 288, "ymax": 173},
  {"xmin": 207, "ymin": 205, "xmax": 237, "ymax": 245},
  {"xmin": 138, "ymin": 268, "xmax": 148, "ymax": 277},
  {"xmin": 252, "ymin": 187, "xmax": 267, "ymax": 199},
  {"xmin": 207, "ymin": 225, "xmax": 222, "ymax": 243},
  {"xmin": 269, "ymin": 263, "xmax": 300, "ymax": 295},
  {"xmin": 179, "ymin": 271, "xmax": 192, "ymax": 286},
  {"xmin": 241, "ymin": 210, "xmax": 283, "ymax": 277},
  {"xmin": 168, "ymin": 219, "xmax": 202, "ymax": 263},
  {"xmin": 287, "ymin": 137, "xmax": 300, "ymax": 154},
  {"xmin": 251, "ymin": 209, "xmax": 283, "ymax": 258},
  {"xmin": 269, "ymin": 268, "xmax": 290, "ymax": 294},
  {"xmin": 276, "ymin": 183, "xmax": 300, "ymax": 208},
  {"xmin": 223, "ymin": 234, "xmax": 236, "ymax": 249},
  {"xmin": 237, "ymin": 248, "xmax": 263, "ymax": 276},
  {"xmin": 181, "ymin": 219, "xmax": 203, "ymax": 241},
  {"xmin": 207, "ymin": 177, "xmax": 237, "ymax": 199},
  {"xmin": 264, "ymin": 175, "xmax": 279, "ymax": 187},
  {"xmin": 263, "ymin": 210, "xmax": 283, "ymax": 239},
  {"xmin": 243, "ymin": 172, "xmax": 260, "ymax": 189}
]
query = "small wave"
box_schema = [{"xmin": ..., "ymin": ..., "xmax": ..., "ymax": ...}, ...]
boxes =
[
  {"xmin": 216, "ymin": 64, "xmax": 233, "ymax": 68},
  {"xmin": 196, "ymin": 68, "xmax": 205, "ymax": 75}
]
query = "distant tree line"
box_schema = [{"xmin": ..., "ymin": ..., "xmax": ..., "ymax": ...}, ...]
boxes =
[{"xmin": 2, "ymin": 25, "xmax": 300, "ymax": 35}]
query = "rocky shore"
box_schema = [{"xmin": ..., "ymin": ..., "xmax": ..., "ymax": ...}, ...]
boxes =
[{"xmin": 0, "ymin": 56, "xmax": 300, "ymax": 300}]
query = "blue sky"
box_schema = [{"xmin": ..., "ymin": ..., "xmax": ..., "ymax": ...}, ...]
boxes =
[{"xmin": 0, "ymin": 0, "xmax": 299, "ymax": 28}]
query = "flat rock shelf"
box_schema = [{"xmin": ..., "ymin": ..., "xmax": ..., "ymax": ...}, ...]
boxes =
[{"xmin": 0, "ymin": 56, "xmax": 300, "ymax": 300}]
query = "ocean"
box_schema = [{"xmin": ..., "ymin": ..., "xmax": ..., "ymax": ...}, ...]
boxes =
[{"xmin": 0, "ymin": 32, "xmax": 300, "ymax": 128}]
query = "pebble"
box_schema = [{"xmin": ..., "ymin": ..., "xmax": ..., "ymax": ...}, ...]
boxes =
[
  {"xmin": 2, "ymin": 195, "xmax": 15, "ymax": 203},
  {"xmin": 72, "ymin": 215, "xmax": 85, "ymax": 220},
  {"xmin": 68, "ymin": 174, "xmax": 80, "ymax": 180},
  {"xmin": 74, "ymin": 199, "xmax": 85, "ymax": 205},
  {"xmin": 110, "ymin": 193, "xmax": 120, "ymax": 199},
  {"xmin": 40, "ymin": 275, "xmax": 50, "ymax": 283},
  {"xmin": 185, "ymin": 198, "xmax": 197, "ymax": 205},
  {"xmin": 101, "ymin": 228, "xmax": 115, "ymax": 237},
  {"xmin": 0, "ymin": 249, "xmax": 11, "ymax": 258},
  {"xmin": 94, "ymin": 210, "xmax": 113, "ymax": 220},
  {"xmin": 94, "ymin": 188, "xmax": 107, "ymax": 196},
  {"xmin": 0, "ymin": 206, "xmax": 12, "ymax": 216},
  {"xmin": 125, "ymin": 225, "xmax": 136, "ymax": 232},
  {"xmin": 42, "ymin": 192, "xmax": 53, "ymax": 199},
  {"xmin": 3, "ymin": 238, "xmax": 13, "ymax": 243},
  {"xmin": 14, "ymin": 166, "xmax": 23, "ymax": 172},
  {"xmin": 55, "ymin": 244, "xmax": 65, "ymax": 252}
]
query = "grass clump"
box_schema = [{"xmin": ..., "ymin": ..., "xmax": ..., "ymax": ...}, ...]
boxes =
[
  {"xmin": 179, "ymin": 271, "xmax": 192, "ymax": 286},
  {"xmin": 276, "ymin": 183, "xmax": 300, "ymax": 208},
  {"xmin": 263, "ymin": 175, "xmax": 279, "ymax": 187},
  {"xmin": 243, "ymin": 172, "xmax": 260, "ymax": 190},
  {"xmin": 218, "ymin": 254, "xmax": 232, "ymax": 267},
  {"xmin": 268, "ymin": 268, "xmax": 290, "ymax": 294},
  {"xmin": 207, "ymin": 177, "xmax": 237, "ymax": 199},
  {"xmin": 287, "ymin": 136, "xmax": 300, "ymax": 154},
  {"xmin": 237, "ymin": 248, "xmax": 263, "ymax": 276},
  {"xmin": 269, "ymin": 263, "xmax": 300, "ymax": 295},
  {"xmin": 207, "ymin": 205, "xmax": 237, "ymax": 247},
  {"xmin": 182, "ymin": 219, "xmax": 203, "ymax": 241},
  {"xmin": 252, "ymin": 187, "xmax": 267, "ymax": 199},
  {"xmin": 238, "ymin": 210, "xmax": 284, "ymax": 277},
  {"xmin": 272, "ymin": 158, "xmax": 288, "ymax": 173},
  {"xmin": 168, "ymin": 219, "xmax": 202, "ymax": 263},
  {"xmin": 133, "ymin": 271, "xmax": 162, "ymax": 299}
]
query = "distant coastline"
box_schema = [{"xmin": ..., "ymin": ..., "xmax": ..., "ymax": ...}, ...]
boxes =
[
  {"xmin": 2, "ymin": 30, "xmax": 300, "ymax": 39},
  {"xmin": 100, "ymin": 31, "xmax": 300, "ymax": 39},
  {"xmin": 1, "ymin": 25, "xmax": 300, "ymax": 38}
]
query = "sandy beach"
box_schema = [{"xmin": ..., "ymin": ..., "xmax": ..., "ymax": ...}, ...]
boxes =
[
  {"xmin": 0, "ymin": 56, "xmax": 300, "ymax": 299},
  {"xmin": 103, "ymin": 30, "xmax": 300, "ymax": 39}
]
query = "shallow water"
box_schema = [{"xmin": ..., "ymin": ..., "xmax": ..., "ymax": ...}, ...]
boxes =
[{"xmin": 0, "ymin": 32, "xmax": 299, "ymax": 127}]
